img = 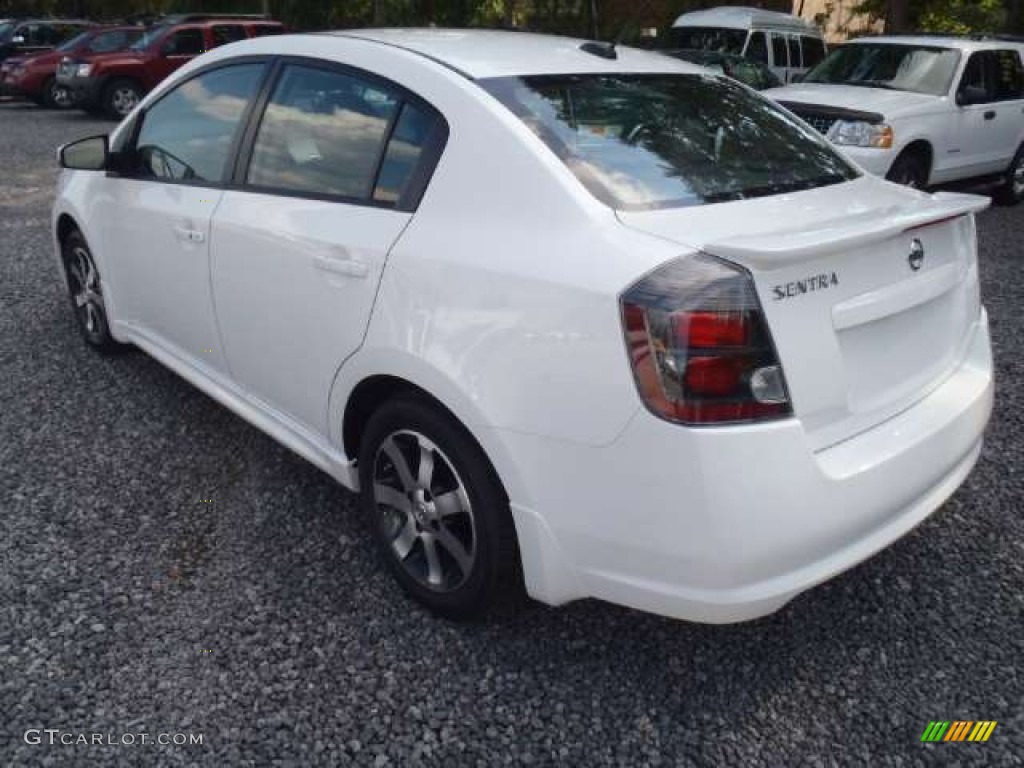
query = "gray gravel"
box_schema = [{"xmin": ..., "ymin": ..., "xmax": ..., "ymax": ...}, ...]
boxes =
[{"xmin": 1, "ymin": 100, "xmax": 1022, "ymax": 767}]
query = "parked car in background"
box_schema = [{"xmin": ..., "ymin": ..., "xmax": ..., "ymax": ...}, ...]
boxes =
[
  {"xmin": 1, "ymin": 25, "xmax": 144, "ymax": 108},
  {"xmin": 669, "ymin": 6, "xmax": 825, "ymax": 84},
  {"xmin": 53, "ymin": 30, "xmax": 993, "ymax": 623},
  {"xmin": 0, "ymin": 18, "xmax": 93, "ymax": 64},
  {"xmin": 60, "ymin": 13, "xmax": 283, "ymax": 119},
  {"xmin": 766, "ymin": 36, "xmax": 1024, "ymax": 203},
  {"xmin": 663, "ymin": 48, "xmax": 781, "ymax": 90}
]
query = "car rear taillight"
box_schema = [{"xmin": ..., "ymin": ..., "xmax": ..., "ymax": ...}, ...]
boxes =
[{"xmin": 620, "ymin": 254, "xmax": 791, "ymax": 425}]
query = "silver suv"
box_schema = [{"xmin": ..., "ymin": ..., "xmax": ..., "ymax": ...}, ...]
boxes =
[{"xmin": 767, "ymin": 36, "xmax": 1024, "ymax": 203}]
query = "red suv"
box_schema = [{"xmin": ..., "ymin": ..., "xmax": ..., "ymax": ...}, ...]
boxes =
[
  {"xmin": 59, "ymin": 14, "xmax": 283, "ymax": 119},
  {"xmin": 1, "ymin": 25, "xmax": 143, "ymax": 108}
]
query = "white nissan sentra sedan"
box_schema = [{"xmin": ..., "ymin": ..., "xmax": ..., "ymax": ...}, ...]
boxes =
[{"xmin": 52, "ymin": 30, "xmax": 994, "ymax": 623}]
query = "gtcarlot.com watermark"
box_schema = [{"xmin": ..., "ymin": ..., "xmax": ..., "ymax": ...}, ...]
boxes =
[{"xmin": 24, "ymin": 729, "xmax": 203, "ymax": 747}]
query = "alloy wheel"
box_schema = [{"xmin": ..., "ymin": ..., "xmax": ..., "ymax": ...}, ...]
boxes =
[
  {"xmin": 66, "ymin": 244, "xmax": 104, "ymax": 336},
  {"xmin": 372, "ymin": 430, "xmax": 477, "ymax": 592},
  {"xmin": 111, "ymin": 87, "xmax": 138, "ymax": 116}
]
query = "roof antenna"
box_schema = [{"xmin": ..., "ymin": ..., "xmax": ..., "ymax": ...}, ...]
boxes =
[{"xmin": 580, "ymin": 0, "xmax": 657, "ymax": 59}]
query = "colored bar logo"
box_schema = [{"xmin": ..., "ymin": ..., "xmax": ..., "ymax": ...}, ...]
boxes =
[{"xmin": 921, "ymin": 721, "xmax": 997, "ymax": 742}]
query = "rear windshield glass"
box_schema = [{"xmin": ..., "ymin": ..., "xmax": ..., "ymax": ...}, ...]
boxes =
[
  {"xmin": 480, "ymin": 73, "xmax": 857, "ymax": 211},
  {"xmin": 805, "ymin": 43, "xmax": 960, "ymax": 96},
  {"xmin": 668, "ymin": 27, "xmax": 747, "ymax": 55}
]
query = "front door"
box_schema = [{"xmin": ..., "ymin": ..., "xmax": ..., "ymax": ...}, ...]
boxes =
[
  {"xmin": 210, "ymin": 61, "xmax": 444, "ymax": 434},
  {"xmin": 147, "ymin": 26, "xmax": 206, "ymax": 88},
  {"xmin": 951, "ymin": 50, "xmax": 1024, "ymax": 177},
  {"xmin": 104, "ymin": 61, "xmax": 267, "ymax": 373}
]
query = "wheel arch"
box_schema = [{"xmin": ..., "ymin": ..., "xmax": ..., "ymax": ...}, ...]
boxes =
[
  {"xmin": 894, "ymin": 138, "xmax": 934, "ymax": 183},
  {"xmin": 330, "ymin": 355, "xmax": 586, "ymax": 607}
]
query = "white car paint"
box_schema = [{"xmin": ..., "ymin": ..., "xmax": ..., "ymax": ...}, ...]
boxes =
[
  {"xmin": 767, "ymin": 36, "xmax": 1024, "ymax": 186},
  {"xmin": 53, "ymin": 30, "xmax": 994, "ymax": 622}
]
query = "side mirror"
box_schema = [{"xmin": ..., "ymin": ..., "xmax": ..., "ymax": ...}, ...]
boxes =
[
  {"xmin": 59, "ymin": 134, "xmax": 108, "ymax": 171},
  {"xmin": 957, "ymin": 84, "xmax": 988, "ymax": 106}
]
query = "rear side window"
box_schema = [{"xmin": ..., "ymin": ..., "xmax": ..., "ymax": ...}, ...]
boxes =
[
  {"xmin": 211, "ymin": 25, "xmax": 246, "ymax": 47},
  {"xmin": 745, "ymin": 31, "xmax": 768, "ymax": 64},
  {"xmin": 374, "ymin": 103, "xmax": 435, "ymax": 203},
  {"xmin": 771, "ymin": 34, "xmax": 788, "ymax": 67},
  {"xmin": 802, "ymin": 36, "xmax": 825, "ymax": 68},
  {"xmin": 481, "ymin": 74, "xmax": 856, "ymax": 211},
  {"xmin": 246, "ymin": 64, "xmax": 400, "ymax": 199},
  {"xmin": 134, "ymin": 63, "xmax": 265, "ymax": 183},
  {"xmin": 787, "ymin": 36, "xmax": 802, "ymax": 69},
  {"xmin": 993, "ymin": 49, "xmax": 1024, "ymax": 100}
]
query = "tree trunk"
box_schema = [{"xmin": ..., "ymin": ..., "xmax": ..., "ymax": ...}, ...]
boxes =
[{"xmin": 885, "ymin": 0, "xmax": 910, "ymax": 34}]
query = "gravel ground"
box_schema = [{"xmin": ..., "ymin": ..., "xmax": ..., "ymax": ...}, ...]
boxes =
[{"xmin": 1, "ymin": 100, "xmax": 1022, "ymax": 768}]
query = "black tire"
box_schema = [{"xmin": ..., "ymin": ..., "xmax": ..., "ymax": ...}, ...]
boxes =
[
  {"xmin": 993, "ymin": 145, "xmax": 1024, "ymax": 206},
  {"xmin": 886, "ymin": 149, "xmax": 929, "ymax": 189},
  {"xmin": 42, "ymin": 77, "xmax": 73, "ymax": 109},
  {"xmin": 61, "ymin": 230, "xmax": 127, "ymax": 354},
  {"xmin": 101, "ymin": 78, "xmax": 142, "ymax": 120},
  {"xmin": 358, "ymin": 395, "xmax": 522, "ymax": 619}
]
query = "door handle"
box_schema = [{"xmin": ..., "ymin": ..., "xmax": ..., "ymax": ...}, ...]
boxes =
[
  {"xmin": 983, "ymin": 110, "xmax": 996, "ymax": 120},
  {"xmin": 173, "ymin": 225, "xmax": 205, "ymax": 244},
  {"xmin": 312, "ymin": 254, "xmax": 368, "ymax": 279}
]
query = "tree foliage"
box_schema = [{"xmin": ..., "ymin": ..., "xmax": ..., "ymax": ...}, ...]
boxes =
[
  {"xmin": 0, "ymin": 0, "xmax": 1020, "ymax": 36},
  {"xmin": 854, "ymin": 0, "xmax": 1010, "ymax": 34}
]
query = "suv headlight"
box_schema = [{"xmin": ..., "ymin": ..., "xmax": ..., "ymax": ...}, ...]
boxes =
[
  {"xmin": 75, "ymin": 63, "xmax": 92, "ymax": 77},
  {"xmin": 827, "ymin": 120, "xmax": 893, "ymax": 149}
]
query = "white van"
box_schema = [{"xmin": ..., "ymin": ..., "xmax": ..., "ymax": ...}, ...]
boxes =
[{"xmin": 670, "ymin": 6, "xmax": 826, "ymax": 83}]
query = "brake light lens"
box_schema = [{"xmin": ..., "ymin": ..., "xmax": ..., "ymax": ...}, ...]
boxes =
[{"xmin": 621, "ymin": 254, "xmax": 792, "ymax": 425}]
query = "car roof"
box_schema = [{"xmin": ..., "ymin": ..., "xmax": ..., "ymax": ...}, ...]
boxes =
[
  {"xmin": 672, "ymin": 6, "xmax": 818, "ymax": 34},
  {"xmin": 849, "ymin": 35, "xmax": 1024, "ymax": 51},
  {"xmin": 330, "ymin": 28, "xmax": 704, "ymax": 79}
]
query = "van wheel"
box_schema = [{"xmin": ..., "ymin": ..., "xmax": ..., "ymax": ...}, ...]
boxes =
[
  {"xmin": 61, "ymin": 230, "xmax": 127, "ymax": 353},
  {"xmin": 886, "ymin": 149, "xmax": 929, "ymax": 189},
  {"xmin": 102, "ymin": 79, "xmax": 142, "ymax": 120},
  {"xmin": 994, "ymin": 145, "xmax": 1024, "ymax": 206},
  {"xmin": 358, "ymin": 396, "xmax": 522, "ymax": 619}
]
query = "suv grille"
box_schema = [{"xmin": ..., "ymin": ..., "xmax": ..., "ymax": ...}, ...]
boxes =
[{"xmin": 791, "ymin": 111, "xmax": 837, "ymax": 136}]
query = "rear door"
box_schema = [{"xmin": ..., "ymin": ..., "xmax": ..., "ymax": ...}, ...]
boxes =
[
  {"xmin": 210, "ymin": 61, "xmax": 446, "ymax": 434},
  {"xmin": 102, "ymin": 61, "xmax": 268, "ymax": 373}
]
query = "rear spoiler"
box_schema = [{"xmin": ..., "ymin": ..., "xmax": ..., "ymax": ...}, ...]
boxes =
[{"xmin": 706, "ymin": 192, "xmax": 990, "ymax": 269}]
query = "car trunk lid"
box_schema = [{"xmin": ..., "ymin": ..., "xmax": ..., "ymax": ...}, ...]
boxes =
[{"xmin": 617, "ymin": 177, "xmax": 989, "ymax": 450}]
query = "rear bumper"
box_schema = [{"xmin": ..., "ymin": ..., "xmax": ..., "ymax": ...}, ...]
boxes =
[{"xmin": 504, "ymin": 310, "xmax": 993, "ymax": 622}]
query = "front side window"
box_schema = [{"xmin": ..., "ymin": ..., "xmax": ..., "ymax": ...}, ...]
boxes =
[
  {"xmin": 212, "ymin": 25, "xmax": 246, "ymax": 47},
  {"xmin": 805, "ymin": 43, "xmax": 960, "ymax": 96},
  {"xmin": 246, "ymin": 65, "xmax": 400, "ymax": 199},
  {"xmin": 745, "ymin": 31, "xmax": 768, "ymax": 64},
  {"xmin": 162, "ymin": 29, "xmax": 204, "ymax": 57},
  {"xmin": 481, "ymin": 74, "xmax": 856, "ymax": 211},
  {"xmin": 802, "ymin": 36, "xmax": 825, "ymax": 68},
  {"xmin": 668, "ymin": 27, "xmax": 748, "ymax": 55},
  {"xmin": 134, "ymin": 63, "xmax": 265, "ymax": 183}
]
